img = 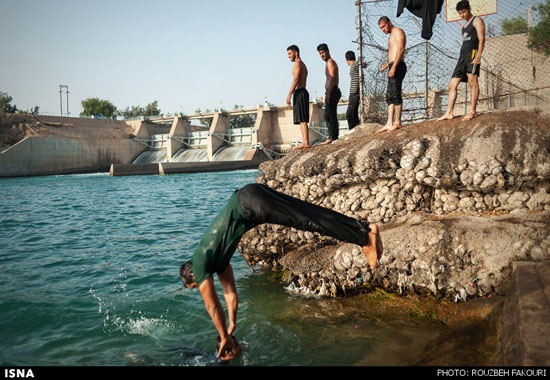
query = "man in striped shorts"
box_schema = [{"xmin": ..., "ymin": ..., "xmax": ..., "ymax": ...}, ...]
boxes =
[{"xmin": 345, "ymin": 50, "xmax": 362, "ymax": 130}]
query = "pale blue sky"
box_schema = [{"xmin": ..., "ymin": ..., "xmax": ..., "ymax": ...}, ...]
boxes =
[
  {"xmin": 0, "ymin": 0, "xmax": 363, "ymax": 116},
  {"xmin": 2, "ymin": 0, "xmax": 532, "ymax": 117}
]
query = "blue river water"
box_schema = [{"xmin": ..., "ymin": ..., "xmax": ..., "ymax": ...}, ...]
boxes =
[{"xmin": 0, "ymin": 170, "xmax": 444, "ymax": 366}]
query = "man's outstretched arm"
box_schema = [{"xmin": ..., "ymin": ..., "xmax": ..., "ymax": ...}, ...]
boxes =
[
  {"xmin": 198, "ymin": 277, "xmax": 233, "ymax": 358},
  {"xmin": 218, "ymin": 264, "xmax": 238, "ymax": 336}
]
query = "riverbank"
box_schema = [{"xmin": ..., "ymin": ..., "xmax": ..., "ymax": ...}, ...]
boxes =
[
  {"xmin": 238, "ymin": 106, "xmax": 550, "ymax": 365},
  {"xmin": 240, "ymin": 107, "xmax": 550, "ymax": 299}
]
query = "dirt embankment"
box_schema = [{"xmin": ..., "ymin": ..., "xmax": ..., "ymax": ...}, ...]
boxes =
[{"xmin": 0, "ymin": 112, "xmax": 135, "ymax": 152}]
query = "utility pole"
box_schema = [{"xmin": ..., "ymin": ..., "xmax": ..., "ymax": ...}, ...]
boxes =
[
  {"xmin": 59, "ymin": 85, "xmax": 63, "ymax": 115},
  {"xmin": 59, "ymin": 85, "xmax": 69, "ymax": 116},
  {"xmin": 356, "ymin": 0, "xmax": 364, "ymax": 123}
]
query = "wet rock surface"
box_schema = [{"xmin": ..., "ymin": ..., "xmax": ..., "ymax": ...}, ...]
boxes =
[{"xmin": 239, "ymin": 109, "xmax": 550, "ymax": 301}]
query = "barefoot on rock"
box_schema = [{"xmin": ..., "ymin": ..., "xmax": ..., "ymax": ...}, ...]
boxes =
[
  {"xmin": 377, "ymin": 123, "xmax": 400, "ymax": 133},
  {"xmin": 461, "ymin": 112, "xmax": 477, "ymax": 121},
  {"xmin": 294, "ymin": 143, "xmax": 310, "ymax": 150},
  {"xmin": 362, "ymin": 224, "xmax": 383, "ymax": 270}
]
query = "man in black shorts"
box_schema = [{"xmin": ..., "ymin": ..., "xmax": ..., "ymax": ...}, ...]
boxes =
[
  {"xmin": 317, "ymin": 44, "xmax": 341, "ymax": 145},
  {"xmin": 438, "ymin": 0, "xmax": 485, "ymax": 122},
  {"xmin": 286, "ymin": 45, "xmax": 311, "ymax": 149},
  {"xmin": 377, "ymin": 17, "xmax": 407, "ymax": 133},
  {"xmin": 180, "ymin": 183, "xmax": 383, "ymax": 360}
]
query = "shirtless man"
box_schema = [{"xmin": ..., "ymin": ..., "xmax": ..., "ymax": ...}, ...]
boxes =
[
  {"xmin": 317, "ymin": 43, "xmax": 341, "ymax": 145},
  {"xmin": 438, "ymin": 0, "xmax": 485, "ymax": 122},
  {"xmin": 378, "ymin": 16, "xmax": 407, "ymax": 133},
  {"xmin": 287, "ymin": 45, "xmax": 310, "ymax": 149},
  {"xmin": 180, "ymin": 183, "xmax": 383, "ymax": 360}
]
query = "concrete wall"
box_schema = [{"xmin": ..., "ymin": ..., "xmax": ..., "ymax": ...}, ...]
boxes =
[
  {"xmin": 479, "ymin": 33, "xmax": 550, "ymax": 110},
  {"xmin": 167, "ymin": 116, "xmax": 191, "ymax": 161},
  {"xmin": 267, "ymin": 103, "xmax": 324, "ymax": 150},
  {"xmin": 207, "ymin": 112, "xmax": 229, "ymax": 160},
  {"xmin": 254, "ymin": 108, "xmax": 273, "ymax": 147},
  {"xmin": 0, "ymin": 136, "xmax": 144, "ymax": 177}
]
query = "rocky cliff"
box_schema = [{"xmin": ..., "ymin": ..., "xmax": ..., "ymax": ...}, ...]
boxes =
[{"xmin": 238, "ymin": 109, "xmax": 550, "ymax": 301}]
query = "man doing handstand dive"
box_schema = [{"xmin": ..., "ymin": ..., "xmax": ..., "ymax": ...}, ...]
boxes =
[{"xmin": 180, "ymin": 183, "xmax": 383, "ymax": 360}]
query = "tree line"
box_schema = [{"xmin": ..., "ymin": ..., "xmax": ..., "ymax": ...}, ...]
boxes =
[
  {"xmin": 0, "ymin": 91, "xmax": 39, "ymax": 115},
  {"xmin": 80, "ymin": 98, "xmax": 162, "ymax": 119},
  {"xmin": 500, "ymin": 0, "xmax": 550, "ymax": 56},
  {"xmin": 0, "ymin": 91, "xmax": 162, "ymax": 120}
]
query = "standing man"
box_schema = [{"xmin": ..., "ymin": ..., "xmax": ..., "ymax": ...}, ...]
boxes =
[
  {"xmin": 318, "ymin": 43, "xmax": 341, "ymax": 145},
  {"xmin": 345, "ymin": 50, "xmax": 364, "ymax": 130},
  {"xmin": 438, "ymin": 0, "xmax": 485, "ymax": 121},
  {"xmin": 180, "ymin": 183, "xmax": 383, "ymax": 360},
  {"xmin": 287, "ymin": 45, "xmax": 311, "ymax": 149},
  {"xmin": 378, "ymin": 16, "xmax": 407, "ymax": 133}
]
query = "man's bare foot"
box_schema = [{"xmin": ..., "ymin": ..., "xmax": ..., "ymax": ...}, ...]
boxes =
[
  {"xmin": 390, "ymin": 123, "xmax": 401, "ymax": 131},
  {"xmin": 294, "ymin": 143, "xmax": 310, "ymax": 150},
  {"xmin": 320, "ymin": 138, "xmax": 334, "ymax": 145},
  {"xmin": 437, "ymin": 113, "xmax": 454, "ymax": 121},
  {"xmin": 461, "ymin": 112, "xmax": 477, "ymax": 121},
  {"xmin": 362, "ymin": 223, "xmax": 382, "ymax": 270},
  {"xmin": 376, "ymin": 124, "xmax": 392, "ymax": 133},
  {"xmin": 377, "ymin": 123, "xmax": 400, "ymax": 133}
]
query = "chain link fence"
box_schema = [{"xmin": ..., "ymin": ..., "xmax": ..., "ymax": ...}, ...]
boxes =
[{"xmin": 357, "ymin": 0, "xmax": 550, "ymax": 123}]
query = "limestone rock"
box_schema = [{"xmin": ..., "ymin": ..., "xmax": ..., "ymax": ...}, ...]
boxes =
[{"xmin": 239, "ymin": 109, "xmax": 550, "ymax": 299}]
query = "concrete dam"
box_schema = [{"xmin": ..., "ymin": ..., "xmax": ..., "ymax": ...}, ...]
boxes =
[
  {"xmin": 0, "ymin": 102, "xmax": 343, "ymax": 177},
  {"xmin": 112, "ymin": 103, "xmax": 332, "ymax": 176}
]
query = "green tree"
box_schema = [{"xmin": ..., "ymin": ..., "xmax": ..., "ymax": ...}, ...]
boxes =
[
  {"xmin": 528, "ymin": 0, "xmax": 550, "ymax": 55},
  {"xmin": 501, "ymin": 16, "xmax": 528, "ymax": 35},
  {"xmin": 0, "ymin": 91, "xmax": 18, "ymax": 113},
  {"xmin": 120, "ymin": 101, "xmax": 161, "ymax": 118},
  {"xmin": 229, "ymin": 105, "xmax": 256, "ymax": 129},
  {"xmin": 16, "ymin": 106, "xmax": 40, "ymax": 115},
  {"xmin": 143, "ymin": 100, "xmax": 161, "ymax": 116},
  {"xmin": 80, "ymin": 98, "xmax": 117, "ymax": 118},
  {"xmin": 121, "ymin": 105, "xmax": 145, "ymax": 118},
  {"xmin": 194, "ymin": 108, "xmax": 213, "ymax": 127}
]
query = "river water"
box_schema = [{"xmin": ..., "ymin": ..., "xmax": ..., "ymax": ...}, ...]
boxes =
[{"xmin": 0, "ymin": 170, "xmax": 451, "ymax": 366}]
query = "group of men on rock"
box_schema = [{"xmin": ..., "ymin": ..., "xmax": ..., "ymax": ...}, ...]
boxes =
[{"xmin": 286, "ymin": 0, "xmax": 485, "ymax": 149}]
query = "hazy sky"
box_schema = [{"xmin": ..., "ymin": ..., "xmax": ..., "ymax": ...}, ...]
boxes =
[{"xmin": 1, "ymin": 0, "xmax": 366, "ymax": 116}]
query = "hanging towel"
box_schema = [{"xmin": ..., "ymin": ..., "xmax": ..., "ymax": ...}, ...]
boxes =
[{"xmin": 397, "ymin": 0, "xmax": 444, "ymax": 40}]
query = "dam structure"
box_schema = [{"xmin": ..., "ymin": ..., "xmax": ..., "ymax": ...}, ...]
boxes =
[
  {"xmin": 110, "ymin": 102, "xmax": 333, "ymax": 176},
  {"xmin": 0, "ymin": 102, "xmax": 342, "ymax": 177}
]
